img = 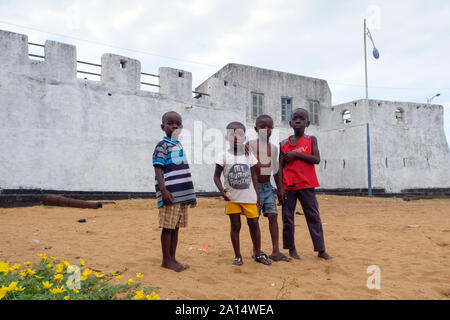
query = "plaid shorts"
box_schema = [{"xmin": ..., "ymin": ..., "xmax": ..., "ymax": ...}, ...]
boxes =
[{"xmin": 158, "ymin": 203, "xmax": 188, "ymax": 229}]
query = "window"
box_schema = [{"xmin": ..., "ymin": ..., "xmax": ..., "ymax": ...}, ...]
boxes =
[
  {"xmin": 252, "ymin": 92, "xmax": 264, "ymax": 119},
  {"xmin": 308, "ymin": 100, "xmax": 319, "ymax": 125},
  {"xmin": 342, "ymin": 110, "xmax": 351, "ymax": 123},
  {"xmin": 395, "ymin": 108, "xmax": 404, "ymax": 121},
  {"xmin": 281, "ymin": 97, "xmax": 292, "ymax": 121}
]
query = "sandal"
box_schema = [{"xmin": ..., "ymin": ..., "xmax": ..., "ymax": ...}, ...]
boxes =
[
  {"xmin": 269, "ymin": 252, "xmax": 290, "ymax": 262},
  {"xmin": 254, "ymin": 254, "xmax": 272, "ymax": 266},
  {"xmin": 232, "ymin": 257, "xmax": 243, "ymax": 266},
  {"xmin": 251, "ymin": 250, "xmax": 268, "ymax": 260}
]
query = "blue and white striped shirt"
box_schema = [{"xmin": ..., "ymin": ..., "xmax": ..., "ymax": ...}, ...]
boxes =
[{"xmin": 152, "ymin": 136, "xmax": 196, "ymax": 208}]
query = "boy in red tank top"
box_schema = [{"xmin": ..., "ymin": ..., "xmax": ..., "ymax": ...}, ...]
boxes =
[{"xmin": 278, "ymin": 108, "xmax": 332, "ymax": 260}]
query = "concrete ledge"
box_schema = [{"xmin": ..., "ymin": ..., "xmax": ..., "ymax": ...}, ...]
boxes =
[
  {"xmin": 0, "ymin": 189, "xmax": 222, "ymax": 208},
  {"xmin": 1, "ymin": 189, "xmax": 449, "ymax": 208}
]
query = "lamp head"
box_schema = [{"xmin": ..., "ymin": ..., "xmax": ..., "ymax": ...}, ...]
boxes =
[{"xmin": 373, "ymin": 47, "xmax": 380, "ymax": 59}]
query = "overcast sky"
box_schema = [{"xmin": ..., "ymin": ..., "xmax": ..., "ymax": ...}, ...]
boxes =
[{"xmin": 1, "ymin": 0, "xmax": 449, "ymax": 144}]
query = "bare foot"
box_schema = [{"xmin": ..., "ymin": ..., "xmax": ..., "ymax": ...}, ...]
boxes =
[
  {"xmin": 289, "ymin": 248, "xmax": 301, "ymax": 260},
  {"xmin": 161, "ymin": 261, "xmax": 186, "ymax": 272},
  {"xmin": 318, "ymin": 251, "xmax": 333, "ymax": 260},
  {"xmin": 174, "ymin": 260, "xmax": 190, "ymax": 269}
]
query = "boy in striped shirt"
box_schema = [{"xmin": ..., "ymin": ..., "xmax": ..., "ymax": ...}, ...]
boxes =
[{"xmin": 153, "ymin": 111, "xmax": 196, "ymax": 272}]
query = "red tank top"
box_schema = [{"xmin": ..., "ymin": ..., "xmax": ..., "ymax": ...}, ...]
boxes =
[{"xmin": 280, "ymin": 135, "xmax": 320, "ymax": 190}]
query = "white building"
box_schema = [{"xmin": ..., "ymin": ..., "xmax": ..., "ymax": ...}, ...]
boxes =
[{"xmin": 0, "ymin": 30, "xmax": 449, "ymax": 206}]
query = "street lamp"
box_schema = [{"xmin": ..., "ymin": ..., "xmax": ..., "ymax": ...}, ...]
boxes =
[
  {"xmin": 363, "ymin": 19, "xmax": 380, "ymax": 198},
  {"xmin": 364, "ymin": 19, "xmax": 380, "ymax": 100},
  {"xmin": 427, "ymin": 93, "xmax": 441, "ymax": 105}
]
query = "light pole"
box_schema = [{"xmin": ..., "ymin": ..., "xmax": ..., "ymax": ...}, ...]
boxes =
[
  {"xmin": 364, "ymin": 19, "xmax": 380, "ymax": 100},
  {"xmin": 364, "ymin": 19, "xmax": 380, "ymax": 197},
  {"xmin": 427, "ymin": 93, "xmax": 440, "ymax": 105}
]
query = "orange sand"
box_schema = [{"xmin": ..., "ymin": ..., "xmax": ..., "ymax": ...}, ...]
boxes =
[{"xmin": 1, "ymin": 195, "xmax": 449, "ymax": 299}]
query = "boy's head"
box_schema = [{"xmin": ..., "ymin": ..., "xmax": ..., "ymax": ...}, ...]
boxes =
[
  {"xmin": 226, "ymin": 121, "xmax": 246, "ymax": 150},
  {"xmin": 255, "ymin": 114, "xmax": 274, "ymax": 140},
  {"xmin": 290, "ymin": 108, "xmax": 310, "ymax": 134},
  {"xmin": 161, "ymin": 111, "xmax": 182, "ymax": 139}
]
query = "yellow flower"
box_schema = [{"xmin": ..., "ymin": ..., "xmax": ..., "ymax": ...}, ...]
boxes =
[
  {"xmin": 0, "ymin": 261, "xmax": 10, "ymax": 275},
  {"xmin": 133, "ymin": 290, "xmax": 145, "ymax": 300},
  {"xmin": 146, "ymin": 291, "xmax": 161, "ymax": 300},
  {"xmin": 54, "ymin": 274, "xmax": 64, "ymax": 282},
  {"xmin": 55, "ymin": 264, "xmax": 64, "ymax": 273},
  {"xmin": 110, "ymin": 270, "xmax": 116, "ymax": 276},
  {"xmin": 116, "ymin": 275, "xmax": 123, "ymax": 280},
  {"xmin": 82, "ymin": 269, "xmax": 92, "ymax": 276},
  {"xmin": 7, "ymin": 281, "xmax": 18, "ymax": 292},
  {"xmin": 80, "ymin": 259, "xmax": 85, "ymax": 266},
  {"xmin": 64, "ymin": 296, "xmax": 71, "ymax": 300},
  {"xmin": 35, "ymin": 275, "xmax": 44, "ymax": 279},
  {"xmin": 12, "ymin": 264, "xmax": 21, "ymax": 270},
  {"xmin": 24, "ymin": 262, "xmax": 32, "ymax": 266},
  {"xmin": 19, "ymin": 270, "xmax": 27, "ymax": 277},
  {"xmin": 94, "ymin": 272, "xmax": 105, "ymax": 278},
  {"xmin": 80, "ymin": 275, "xmax": 88, "ymax": 281},
  {"xmin": 42, "ymin": 281, "xmax": 54, "ymax": 289},
  {"xmin": 27, "ymin": 269, "xmax": 36, "ymax": 276},
  {"xmin": 47, "ymin": 263, "xmax": 53, "ymax": 268},
  {"xmin": 136, "ymin": 273, "xmax": 143, "ymax": 278},
  {"xmin": 16, "ymin": 286, "xmax": 25, "ymax": 292},
  {"xmin": 73, "ymin": 288, "xmax": 79, "ymax": 294},
  {"xmin": 60, "ymin": 259, "xmax": 71, "ymax": 267},
  {"xmin": 38, "ymin": 253, "xmax": 48, "ymax": 260},
  {"xmin": 50, "ymin": 256, "xmax": 56, "ymax": 260},
  {"xmin": 35, "ymin": 286, "xmax": 40, "ymax": 292},
  {"xmin": 127, "ymin": 278, "xmax": 133, "ymax": 285},
  {"xmin": 0, "ymin": 287, "xmax": 8, "ymax": 300},
  {"xmin": 49, "ymin": 286, "xmax": 66, "ymax": 294}
]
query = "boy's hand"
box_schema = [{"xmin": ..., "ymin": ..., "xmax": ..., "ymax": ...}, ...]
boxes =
[
  {"xmin": 283, "ymin": 152, "xmax": 299, "ymax": 163},
  {"xmin": 190, "ymin": 201, "xmax": 197, "ymax": 208},
  {"xmin": 162, "ymin": 190, "xmax": 175, "ymax": 205},
  {"xmin": 221, "ymin": 189, "xmax": 231, "ymax": 201},
  {"xmin": 256, "ymin": 196, "xmax": 262, "ymax": 209},
  {"xmin": 277, "ymin": 189, "xmax": 286, "ymax": 205}
]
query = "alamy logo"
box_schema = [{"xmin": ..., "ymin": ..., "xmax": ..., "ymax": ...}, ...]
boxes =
[
  {"xmin": 227, "ymin": 164, "xmax": 250, "ymax": 190},
  {"xmin": 366, "ymin": 265, "xmax": 381, "ymax": 290},
  {"xmin": 66, "ymin": 265, "xmax": 81, "ymax": 290}
]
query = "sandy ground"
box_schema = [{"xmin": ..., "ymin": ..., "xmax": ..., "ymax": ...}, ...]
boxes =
[{"xmin": 1, "ymin": 195, "xmax": 449, "ymax": 300}]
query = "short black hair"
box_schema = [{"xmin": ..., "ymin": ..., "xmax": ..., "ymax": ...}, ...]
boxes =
[
  {"xmin": 162, "ymin": 111, "xmax": 181, "ymax": 123},
  {"xmin": 255, "ymin": 114, "xmax": 273, "ymax": 125},
  {"xmin": 226, "ymin": 121, "xmax": 246, "ymax": 131},
  {"xmin": 291, "ymin": 108, "xmax": 309, "ymax": 120}
]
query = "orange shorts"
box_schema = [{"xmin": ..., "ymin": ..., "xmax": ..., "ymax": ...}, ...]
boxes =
[{"xmin": 225, "ymin": 202, "xmax": 259, "ymax": 219}]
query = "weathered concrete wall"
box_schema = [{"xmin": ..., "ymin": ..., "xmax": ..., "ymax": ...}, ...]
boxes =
[
  {"xmin": 0, "ymin": 30, "xmax": 243, "ymax": 193},
  {"xmin": 317, "ymin": 99, "xmax": 450, "ymax": 192},
  {"xmin": 1, "ymin": 30, "xmax": 449, "ymax": 195},
  {"xmin": 196, "ymin": 63, "xmax": 331, "ymax": 133}
]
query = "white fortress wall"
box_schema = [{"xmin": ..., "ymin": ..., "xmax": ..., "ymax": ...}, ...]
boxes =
[
  {"xmin": 1, "ymin": 29, "xmax": 449, "ymax": 195},
  {"xmin": 366, "ymin": 100, "xmax": 450, "ymax": 192},
  {"xmin": 0, "ymin": 30, "xmax": 243, "ymax": 193}
]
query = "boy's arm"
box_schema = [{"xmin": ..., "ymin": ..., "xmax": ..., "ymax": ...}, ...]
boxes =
[
  {"xmin": 250, "ymin": 164, "xmax": 262, "ymax": 208},
  {"xmin": 154, "ymin": 166, "xmax": 175, "ymax": 205},
  {"xmin": 213, "ymin": 164, "xmax": 231, "ymax": 201},
  {"xmin": 283, "ymin": 136, "xmax": 320, "ymax": 164},
  {"xmin": 277, "ymin": 144, "xmax": 286, "ymax": 205}
]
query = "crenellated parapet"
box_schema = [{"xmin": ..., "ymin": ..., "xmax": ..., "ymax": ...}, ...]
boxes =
[{"xmin": 0, "ymin": 29, "xmax": 197, "ymax": 99}]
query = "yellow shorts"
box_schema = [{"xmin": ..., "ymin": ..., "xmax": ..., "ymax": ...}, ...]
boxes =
[{"xmin": 225, "ymin": 202, "xmax": 259, "ymax": 219}]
